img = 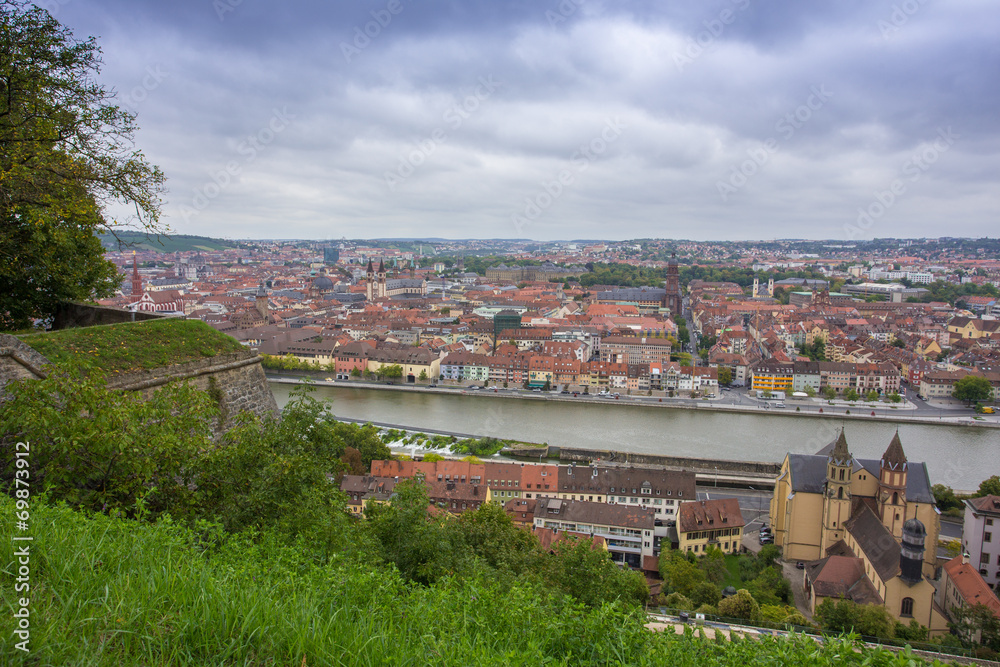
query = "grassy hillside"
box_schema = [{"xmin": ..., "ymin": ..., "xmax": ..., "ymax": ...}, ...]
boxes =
[
  {"xmin": 0, "ymin": 497, "xmax": 954, "ymax": 666},
  {"xmin": 98, "ymin": 231, "xmax": 234, "ymax": 253},
  {"xmin": 17, "ymin": 318, "xmax": 244, "ymax": 374}
]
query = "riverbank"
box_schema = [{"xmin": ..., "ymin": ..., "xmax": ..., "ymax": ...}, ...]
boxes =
[{"xmin": 267, "ymin": 374, "xmax": 1000, "ymax": 429}]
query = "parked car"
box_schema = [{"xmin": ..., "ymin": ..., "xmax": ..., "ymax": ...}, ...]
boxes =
[
  {"xmin": 759, "ymin": 534, "xmax": 774, "ymax": 544},
  {"xmin": 795, "ymin": 561, "xmax": 806, "ymax": 570},
  {"xmin": 774, "ymin": 403, "xmax": 786, "ymax": 408},
  {"xmin": 532, "ymin": 388, "xmax": 542, "ymax": 393},
  {"xmin": 560, "ymin": 390, "xmax": 571, "ymax": 395},
  {"xmin": 469, "ymin": 385, "xmax": 480, "ymax": 390}
]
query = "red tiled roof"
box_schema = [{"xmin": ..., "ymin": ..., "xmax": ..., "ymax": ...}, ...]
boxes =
[{"xmin": 943, "ymin": 556, "xmax": 1000, "ymax": 615}]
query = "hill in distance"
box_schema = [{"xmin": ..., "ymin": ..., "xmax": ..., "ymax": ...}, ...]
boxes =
[{"xmin": 98, "ymin": 231, "xmax": 235, "ymax": 253}]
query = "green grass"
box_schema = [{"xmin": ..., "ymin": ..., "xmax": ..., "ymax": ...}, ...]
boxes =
[
  {"xmin": 17, "ymin": 318, "xmax": 244, "ymax": 375},
  {"xmin": 0, "ymin": 498, "xmax": 955, "ymax": 666},
  {"xmin": 722, "ymin": 554, "xmax": 744, "ymax": 589}
]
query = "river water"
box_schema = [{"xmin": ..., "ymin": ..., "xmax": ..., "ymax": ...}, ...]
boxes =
[{"xmin": 269, "ymin": 383, "xmax": 998, "ymax": 491}]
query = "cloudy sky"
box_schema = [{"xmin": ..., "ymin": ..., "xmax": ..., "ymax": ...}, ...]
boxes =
[{"xmin": 53, "ymin": 0, "xmax": 999, "ymax": 242}]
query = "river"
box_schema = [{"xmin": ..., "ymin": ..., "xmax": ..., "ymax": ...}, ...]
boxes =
[{"xmin": 269, "ymin": 383, "xmax": 998, "ymax": 492}]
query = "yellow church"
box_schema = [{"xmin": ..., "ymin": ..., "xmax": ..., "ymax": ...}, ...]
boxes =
[{"xmin": 770, "ymin": 430, "xmax": 948, "ymax": 635}]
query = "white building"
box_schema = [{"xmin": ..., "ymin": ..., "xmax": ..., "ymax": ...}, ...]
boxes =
[{"xmin": 963, "ymin": 495, "xmax": 1000, "ymax": 590}]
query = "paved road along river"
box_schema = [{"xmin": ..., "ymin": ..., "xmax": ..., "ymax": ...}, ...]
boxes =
[{"xmin": 269, "ymin": 383, "xmax": 999, "ymax": 492}]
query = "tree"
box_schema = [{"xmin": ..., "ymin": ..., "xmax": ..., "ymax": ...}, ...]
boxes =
[
  {"xmin": 823, "ymin": 386, "xmax": 837, "ymax": 400},
  {"xmin": 418, "ymin": 369, "xmax": 428, "ymax": 382},
  {"xmin": 350, "ymin": 367, "xmax": 362, "ymax": 378},
  {"xmin": 544, "ymin": 536, "xmax": 648, "ymax": 608},
  {"xmin": 717, "ymin": 366, "xmax": 732, "ymax": 387},
  {"xmin": 698, "ymin": 546, "xmax": 727, "ymax": 584},
  {"xmin": 804, "ymin": 384, "xmax": 817, "ymax": 398},
  {"xmin": 953, "ymin": 375, "xmax": 992, "ymax": 406},
  {"xmin": 659, "ymin": 550, "xmax": 706, "ymax": 598},
  {"xmin": 455, "ymin": 501, "xmax": 539, "ymax": 578},
  {"xmin": 844, "ymin": 388, "xmax": 859, "ymax": 402},
  {"xmin": 717, "ymin": 589, "xmax": 760, "ymax": 622},
  {"xmin": 865, "ymin": 390, "xmax": 879, "ymax": 402},
  {"xmin": 977, "ymin": 476, "xmax": 1000, "ymax": 498},
  {"xmin": 932, "ymin": 484, "xmax": 963, "ymax": 513},
  {"xmin": 381, "ymin": 364, "xmax": 404, "ymax": 380},
  {"xmin": 762, "ymin": 389, "xmax": 772, "ymax": 399},
  {"xmin": 0, "ymin": 365, "xmax": 216, "ymax": 518},
  {"xmin": 365, "ymin": 479, "xmax": 470, "ymax": 585},
  {"xmin": 690, "ymin": 581, "xmax": 722, "ymax": 608},
  {"xmin": 1, "ymin": 2, "xmax": 166, "ymax": 329},
  {"xmin": 888, "ymin": 392, "xmax": 902, "ymax": 403},
  {"xmin": 950, "ymin": 603, "xmax": 1000, "ymax": 650},
  {"xmin": 815, "ymin": 599, "xmax": 895, "ymax": 639}
]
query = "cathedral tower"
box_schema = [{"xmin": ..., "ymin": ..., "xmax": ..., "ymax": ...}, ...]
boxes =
[
  {"xmin": 878, "ymin": 431, "xmax": 908, "ymax": 540},
  {"xmin": 821, "ymin": 428, "xmax": 853, "ymax": 552}
]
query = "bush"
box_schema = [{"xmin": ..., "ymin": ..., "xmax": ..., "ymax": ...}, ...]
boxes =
[
  {"xmin": 717, "ymin": 589, "xmax": 760, "ymax": 622},
  {"xmin": 664, "ymin": 592, "xmax": 694, "ymax": 611}
]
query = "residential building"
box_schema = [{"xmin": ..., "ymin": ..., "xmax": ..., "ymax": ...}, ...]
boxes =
[
  {"xmin": 937, "ymin": 555, "xmax": 1000, "ymax": 645},
  {"xmin": 532, "ymin": 497, "xmax": 658, "ymax": 568},
  {"xmin": 677, "ymin": 498, "xmax": 745, "ymax": 554},
  {"xmin": 963, "ymin": 495, "xmax": 1000, "ymax": 589}
]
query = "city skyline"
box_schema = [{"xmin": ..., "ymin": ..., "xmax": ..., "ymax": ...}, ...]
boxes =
[{"xmin": 58, "ymin": 0, "xmax": 1000, "ymax": 242}]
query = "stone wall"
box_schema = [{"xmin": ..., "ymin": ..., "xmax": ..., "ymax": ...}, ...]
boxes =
[
  {"xmin": 0, "ymin": 334, "xmax": 51, "ymax": 395},
  {"xmin": 0, "ymin": 336, "xmax": 277, "ymax": 429},
  {"xmin": 505, "ymin": 443, "xmax": 780, "ymax": 478}
]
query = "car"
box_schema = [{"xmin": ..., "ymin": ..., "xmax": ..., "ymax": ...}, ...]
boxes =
[
  {"xmin": 532, "ymin": 388, "xmax": 542, "ymax": 392},
  {"xmin": 469, "ymin": 385, "xmax": 480, "ymax": 390},
  {"xmin": 759, "ymin": 535, "xmax": 774, "ymax": 544},
  {"xmin": 560, "ymin": 390, "xmax": 571, "ymax": 394},
  {"xmin": 795, "ymin": 561, "xmax": 805, "ymax": 570},
  {"xmin": 774, "ymin": 403, "xmax": 786, "ymax": 408}
]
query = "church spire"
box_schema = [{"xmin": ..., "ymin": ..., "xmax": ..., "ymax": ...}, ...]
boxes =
[
  {"xmin": 829, "ymin": 428, "xmax": 852, "ymax": 466},
  {"xmin": 882, "ymin": 430, "xmax": 907, "ymax": 471},
  {"xmin": 131, "ymin": 251, "xmax": 142, "ymax": 295}
]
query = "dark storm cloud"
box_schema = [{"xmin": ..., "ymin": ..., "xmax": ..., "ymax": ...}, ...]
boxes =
[{"xmin": 52, "ymin": 0, "xmax": 1000, "ymax": 240}]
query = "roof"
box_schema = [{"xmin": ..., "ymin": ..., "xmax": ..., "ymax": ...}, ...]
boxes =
[
  {"xmin": 806, "ymin": 554, "xmax": 882, "ymax": 604},
  {"xmin": 845, "ymin": 504, "xmax": 901, "ymax": 583},
  {"xmin": 881, "ymin": 431, "xmax": 907, "ymax": 471},
  {"xmin": 966, "ymin": 495, "xmax": 1000, "ymax": 515},
  {"xmin": 943, "ymin": 556, "xmax": 1000, "ymax": 615},
  {"xmin": 785, "ymin": 451, "xmax": 934, "ymax": 505},
  {"xmin": 677, "ymin": 498, "xmax": 745, "ymax": 534},
  {"xmin": 534, "ymin": 497, "xmax": 655, "ymax": 530}
]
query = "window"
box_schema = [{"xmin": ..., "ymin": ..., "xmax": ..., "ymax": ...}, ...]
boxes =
[
  {"xmin": 988, "ymin": 519, "xmax": 994, "ymax": 526},
  {"xmin": 986, "ymin": 533, "xmax": 993, "ymax": 543},
  {"xmin": 900, "ymin": 598, "xmax": 913, "ymax": 617},
  {"xmin": 982, "ymin": 553, "xmax": 991, "ymax": 564}
]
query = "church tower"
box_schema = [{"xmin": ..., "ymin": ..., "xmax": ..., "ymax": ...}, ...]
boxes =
[
  {"xmin": 878, "ymin": 431, "xmax": 908, "ymax": 540},
  {"xmin": 366, "ymin": 259, "xmax": 375, "ymax": 300},
  {"xmin": 821, "ymin": 428, "xmax": 853, "ymax": 553},
  {"xmin": 662, "ymin": 253, "xmax": 682, "ymax": 314},
  {"xmin": 767, "ymin": 278, "xmax": 774, "ymax": 297},
  {"xmin": 131, "ymin": 251, "xmax": 143, "ymax": 296},
  {"xmin": 752, "ymin": 277, "xmax": 759, "ymax": 298},
  {"xmin": 255, "ymin": 283, "xmax": 269, "ymax": 320},
  {"xmin": 377, "ymin": 259, "xmax": 387, "ymax": 298}
]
